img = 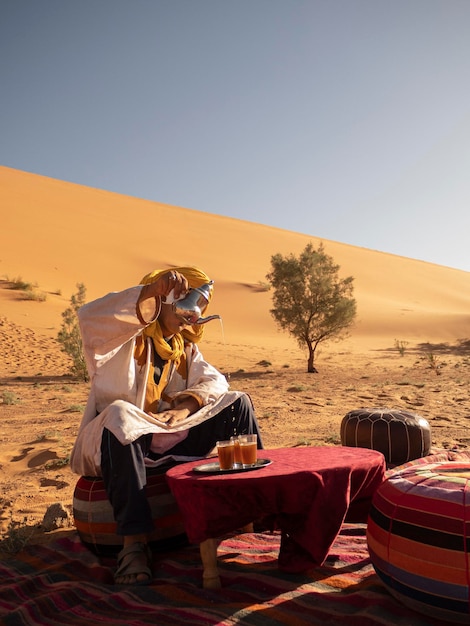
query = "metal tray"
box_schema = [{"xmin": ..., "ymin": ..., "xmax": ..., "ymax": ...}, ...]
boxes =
[{"xmin": 192, "ymin": 458, "xmax": 272, "ymax": 475}]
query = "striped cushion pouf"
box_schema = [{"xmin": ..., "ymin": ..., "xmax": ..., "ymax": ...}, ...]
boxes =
[
  {"xmin": 367, "ymin": 462, "xmax": 470, "ymax": 623},
  {"xmin": 73, "ymin": 468, "xmax": 187, "ymax": 556},
  {"xmin": 340, "ymin": 408, "xmax": 431, "ymax": 466}
]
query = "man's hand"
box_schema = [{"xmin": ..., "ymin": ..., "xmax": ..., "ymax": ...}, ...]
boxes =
[
  {"xmin": 141, "ymin": 270, "xmax": 188, "ymax": 302},
  {"xmin": 137, "ymin": 270, "xmax": 189, "ymax": 324},
  {"xmin": 151, "ymin": 395, "xmax": 200, "ymax": 427},
  {"xmin": 152, "ymin": 408, "xmax": 191, "ymax": 428}
]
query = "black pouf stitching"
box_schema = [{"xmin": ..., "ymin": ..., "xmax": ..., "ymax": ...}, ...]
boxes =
[{"xmin": 340, "ymin": 407, "xmax": 432, "ymax": 466}]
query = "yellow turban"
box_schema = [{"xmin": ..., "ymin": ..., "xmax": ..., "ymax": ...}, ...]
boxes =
[
  {"xmin": 141, "ymin": 266, "xmax": 212, "ymax": 294},
  {"xmin": 139, "ymin": 266, "xmax": 212, "ymax": 362}
]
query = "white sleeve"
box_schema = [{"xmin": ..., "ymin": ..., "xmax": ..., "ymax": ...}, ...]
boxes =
[{"xmin": 78, "ymin": 286, "xmax": 149, "ymax": 374}]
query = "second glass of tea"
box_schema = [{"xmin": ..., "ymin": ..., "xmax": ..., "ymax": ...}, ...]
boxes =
[
  {"xmin": 231, "ymin": 436, "xmax": 243, "ymax": 468},
  {"xmin": 239, "ymin": 434, "xmax": 257, "ymax": 468}
]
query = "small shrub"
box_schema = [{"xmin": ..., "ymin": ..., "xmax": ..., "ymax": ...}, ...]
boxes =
[
  {"xmin": 41, "ymin": 430, "xmax": 62, "ymax": 441},
  {"xmin": 2, "ymin": 391, "xmax": 20, "ymax": 405},
  {"xmin": 22, "ymin": 289, "xmax": 47, "ymax": 302},
  {"xmin": 257, "ymin": 281, "xmax": 271, "ymax": 292},
  {"xmin": 394, "ymin": 339, "xmax": 409, "ymax": 356},
  {"xmin": 68, "ymin": 404, "xmax": 85, "ymax": 413},
  {"xmin": 57, "ymin": 283, "xmax": 89, "ymax": 381},
  {"xmin": 287, "ymin": 385, "xmax": 308, "ymax": 392},
  {"xmin": 324, "ymin": 433, "xmax": 341, "ymax": 445},
  {"xmin": 0, "ymin": 515, "xmax": 36, "ymax": 554},
  {"xmin": 424, "ymin": 351, "xmax": 441, "ymax": 375},
  {"xmin": 8, "ymin": 276, "xmax": 37, "ymax": 291},
  {"xmin": 45, "ymin": 455, "xmax": 70, "ymax": 470},
  {"xmin": 294, "ymin": 438, "xmax": 312, "ymax": 447},
  {"xmin": 7, "ymin": 276, "xmax": 47, "ymax": 302}
]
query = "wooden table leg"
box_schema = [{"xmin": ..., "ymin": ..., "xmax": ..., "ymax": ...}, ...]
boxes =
[{"xmin": 200, "ymin": 538, "xmax": 221, "ymax": 589}]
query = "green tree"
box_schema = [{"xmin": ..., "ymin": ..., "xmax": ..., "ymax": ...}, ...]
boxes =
[
  {"xmin": 266, "ymin": 243, "xmax": 357, "ymax": 373},
  {"xmin": 57, "ymin": 283, "xmax": 89, "ymax": 381}
]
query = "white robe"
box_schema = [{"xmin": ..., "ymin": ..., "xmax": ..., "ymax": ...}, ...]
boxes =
[{"xmin": 69, "ymin": 286, "xmax": 239, "ymax": 477}]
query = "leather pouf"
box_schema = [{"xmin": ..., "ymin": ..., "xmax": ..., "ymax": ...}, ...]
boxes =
[
  {"xmin": 367, "ymin": 462, "xmax": 470, "ymax": 624},
  {"xmin": 73, "ymin": 468, "xmax": 186, "ymax": 556},
  {"xmin": 340, "ymin": 408, "xmax": 431, "ymax": 466}
]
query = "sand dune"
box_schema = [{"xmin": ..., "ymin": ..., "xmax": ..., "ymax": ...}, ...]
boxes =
[{"xmin": 1, "ymin": 165, "xmax": 469, "ymax": 355}]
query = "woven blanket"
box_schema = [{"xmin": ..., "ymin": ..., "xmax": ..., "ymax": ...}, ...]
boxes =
[{"xmin": 0, "ymin": 524, "xmax": 450, "ymax": 626}]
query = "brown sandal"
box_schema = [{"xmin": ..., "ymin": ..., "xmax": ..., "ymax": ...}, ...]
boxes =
[{"xmin": 114, "ymin": 542, "xmax": 153, "ymax": 586}]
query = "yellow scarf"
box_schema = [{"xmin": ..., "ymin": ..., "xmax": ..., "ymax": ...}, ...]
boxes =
[{"xmin": 135, "ymin": 266, "xmax": 213, "ymax": 412}]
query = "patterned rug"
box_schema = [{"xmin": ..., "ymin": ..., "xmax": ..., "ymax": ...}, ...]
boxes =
[{"xmin": 0, "ymin": 525, "xmax": 448, "ymax": 625}]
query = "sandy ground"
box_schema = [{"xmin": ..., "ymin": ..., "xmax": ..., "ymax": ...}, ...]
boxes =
[
  {"xmin": 1, "ymin": 166, "xmax": 470, "ymax": 552},
  {"xmin": 1, "ymin": 313, "xmax": 469, "ymax": 552}
]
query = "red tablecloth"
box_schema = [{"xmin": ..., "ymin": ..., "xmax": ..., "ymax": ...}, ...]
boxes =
[{"xmin": 166, "ymin": 446, "xmax": 385, "ymax": 573}]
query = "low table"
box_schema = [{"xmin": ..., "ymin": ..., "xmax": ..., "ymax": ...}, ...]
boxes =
[{"xmin": 166, "ymin": 446, "xmax": 385, "ymax": 588}]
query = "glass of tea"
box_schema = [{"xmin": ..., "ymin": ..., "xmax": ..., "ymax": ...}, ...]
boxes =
[
  {"xmin": 231, "ymin": 435, "xmax": 243, "ymax": 468},
  {"xmin": 239, "ymin": 434, "xmax": 257, "ymax": 468},
  {"xmin": 216, "ymin": 440, "xmax": 235, "ymax": 470}
]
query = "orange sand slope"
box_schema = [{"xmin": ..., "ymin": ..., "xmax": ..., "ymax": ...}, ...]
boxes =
[{"xmin": 1, "ymin": 165, "xmax": 469, "ymax": 353}]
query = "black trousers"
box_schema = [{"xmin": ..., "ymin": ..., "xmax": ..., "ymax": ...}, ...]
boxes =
[{"xmin": 100, "ymin": 393, "xmax": 263, "ymax": 537}]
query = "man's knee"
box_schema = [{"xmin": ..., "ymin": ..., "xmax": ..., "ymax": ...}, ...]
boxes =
[{"xmin": 235, "ymin": 392, "xmax": 254, "ymax": 414}]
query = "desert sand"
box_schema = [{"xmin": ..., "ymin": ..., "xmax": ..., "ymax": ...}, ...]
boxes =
[{"xmin": 1, "ymin": 165, "xmax": 470, "ymax": 549}]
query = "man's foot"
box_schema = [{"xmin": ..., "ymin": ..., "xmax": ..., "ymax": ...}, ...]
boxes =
[{"xmin": 114, "ymin": 542, "xmax": 153, "ymax": 585}]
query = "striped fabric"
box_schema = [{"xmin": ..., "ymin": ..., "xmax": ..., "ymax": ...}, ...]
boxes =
[
  {"xmin": 0, "ymin": 524, "xmax": 450, "ymax": 625},
  {"xmin": 341, "ymin": 407, "xmax": 431, "ymax": 466},
  {"xmin": 367, "ymin": 461, "xmax": 470, "ymax": 623},
  {"xmin": 73, "ymin": 468, "xmax": 186, "ymax": 556}
]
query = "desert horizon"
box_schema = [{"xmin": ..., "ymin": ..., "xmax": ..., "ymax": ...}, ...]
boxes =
[{"xmin": 2, "ymin": 165, "xmax": 470, "ymax": 352}]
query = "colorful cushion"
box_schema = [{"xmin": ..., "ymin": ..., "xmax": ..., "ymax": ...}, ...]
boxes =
[
  {"xmin": 73, "ymin": 468, "xmax": 186, "ymax": 556},
  {"xmin": 387, "ymin": 449, "xmax": 470, "ymax": 477},
  {"xmin": 367, "ymin": 462, "xmax": 470, "ymax": 623},
  {"xmin": 340, "ymin": 407, "xmax": 431, "ymax": 466}
]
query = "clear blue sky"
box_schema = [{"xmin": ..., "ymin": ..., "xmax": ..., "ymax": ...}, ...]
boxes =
[{"xmin": 1, "ymin": 1, "xmax": 470, "ymax": 271}]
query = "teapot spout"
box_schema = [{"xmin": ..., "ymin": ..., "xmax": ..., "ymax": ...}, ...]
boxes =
[{"xmin": 194, "ymin": 314, "xmax": 222, "ymax": 325}]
